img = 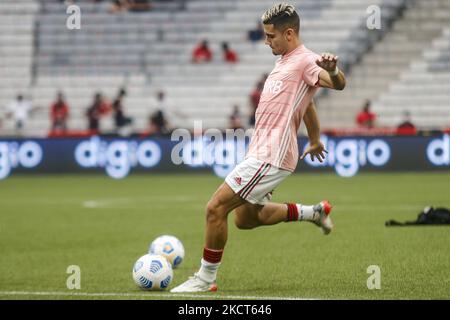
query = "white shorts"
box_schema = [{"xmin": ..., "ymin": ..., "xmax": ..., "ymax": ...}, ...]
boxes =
[{"xmin": 225, "ymin": 157, "xmax": 291, "ymax": 205}]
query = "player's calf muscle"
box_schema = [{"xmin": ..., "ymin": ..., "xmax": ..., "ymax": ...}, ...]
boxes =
[
  {"xmin": 234, "ymin": 215, "xmax": 259, "ymax": 230},
  {"xmin": 234, "ymin": 204, "xmax": 264, "ymax": 230}
]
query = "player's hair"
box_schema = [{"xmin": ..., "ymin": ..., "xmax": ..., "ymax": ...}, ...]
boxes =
[{"xmin": 261, "ymin": 3, "xmax": 300, "ymax": 34}]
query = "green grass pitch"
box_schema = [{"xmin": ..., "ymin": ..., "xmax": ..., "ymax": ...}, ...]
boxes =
[{"xmin": 0, "ymin": 172, "xmax": 449, "ymax": 300}]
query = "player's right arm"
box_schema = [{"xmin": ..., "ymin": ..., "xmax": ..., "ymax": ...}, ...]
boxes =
[
  {"xmin": 315, "ymin": 53, "xmax": 346, "ymax": 91},
  {"xmin": 301, "ymin": 100, "xmax": 327, "ymax": 162}
]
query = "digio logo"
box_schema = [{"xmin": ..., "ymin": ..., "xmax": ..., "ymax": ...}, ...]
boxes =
[
  {"xmin": 0, "ymin": 141, "xmax": 43, "ymax": 180},
  {"xmin": 74, "ymin": 137, "xmax": 162, "ymax": 179},
  {"xmin": 303, "ymin": 136, "xmax": 391, "ymax": 177},
  {"xmin": 427, "ymin": 134, "xmax": 449, "ymax": 166}
]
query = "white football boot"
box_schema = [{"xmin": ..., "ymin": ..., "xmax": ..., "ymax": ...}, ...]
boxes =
[
  {"xmin": 170, "ymin": 273, "xmax": 218, "ymax": 293},
  {"xmin": 312, "ymin": 200, "xmax": 333, "ymax": 235}
]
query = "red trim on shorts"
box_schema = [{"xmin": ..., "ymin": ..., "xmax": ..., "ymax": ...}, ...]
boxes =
[
  {"xmin": 241, "ymin": 164, "xmax": 271, "ymax": 200},
  {"xmin": 237, "ymin": 162, "xmax": 266, "ymax": 196}
]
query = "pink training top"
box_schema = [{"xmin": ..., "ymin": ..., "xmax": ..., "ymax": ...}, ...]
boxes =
[{"xmin": 246, "ymin": 44, "xmax": 323, "ymax": 172}]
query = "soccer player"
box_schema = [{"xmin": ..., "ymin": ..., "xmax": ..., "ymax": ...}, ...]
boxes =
[{"xmin": 171, "ymin": 3, "xmax": 346, "ymax": 293}]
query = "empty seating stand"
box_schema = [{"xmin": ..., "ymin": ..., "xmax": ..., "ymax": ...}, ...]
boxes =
[{"xmin": 1, "ymin": 0, "xmax": 449, "ymax": 136}]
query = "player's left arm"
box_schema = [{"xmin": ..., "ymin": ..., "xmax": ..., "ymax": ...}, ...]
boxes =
[
  {"xmin": 316, "ymin": 53, "xmax": 346, "ymax": 90},
  {"xmin": 301, "ymin": 100, "xmax": 327, "ymax": 163}
]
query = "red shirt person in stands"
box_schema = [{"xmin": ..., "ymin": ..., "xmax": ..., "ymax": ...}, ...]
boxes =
[
  {"xmin": 192, "ymin": 40, "xmax": 213, "ymax": 63},
  {"xmin": 249, "ymin": 80, "xmax": 264, "ymax": 126},
  {"xmin": 222, "ymin": 42, "xmax": 238, "ymax": 64},
  {"xmin": 396, "ymin": 110, "xmax": 417, "ymax": 135},
  {"xmin": 50, "ymin": 91, "xmax": 69, "ymax": 133},
  {"xmin": 356, "ymin": 100, "xmax": 376, "ymax": 128},
  {"xmin": 86, "ymin": 92, "xmax": 111, "ymax": 134}
]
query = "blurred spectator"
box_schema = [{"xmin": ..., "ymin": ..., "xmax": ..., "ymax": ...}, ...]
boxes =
[
  {"xmin": 356, "ymin": 100, "xmax": 376, "ymax": 128},
  {"xmin": 148, "ymin": 110, "xmax": 169, "ymax": 135},
  {"xmin": 0, "ymin": 99, "xmax": 5, "ymax": 129},
  {"xmin": 261, "ymin": 73, "xmax": 269, "ymax": 83},
  {"xmin": 147, "ymin": 91, "xmax": 171, "ymax": 135},
  {"xmin": 396, "ymin": 110, "xmax": 417, "ymax": 135},
  {"xmin": 249, "ymin": 80, "xmax": 264, "ymax": 126},
  {"xmin": 6, "ymin": 94, "xmax": 39, "ymax": 136},
  {"xmin": 112, "ymin": 87, "xmax": 133, "ymax": 135},
  {"xmin": 229, "ymin": 105, "xmax": 244, "ymax": 130},
  {"xmin": 86, "ymin": 92, "xmax": 111, "ymax": 134},
  {"xmin": 247, "ymin": 22, "xmax": 264, "ymax": 43},
  {"xmin": 50, "ymin": 91, "xmax": 70, "ymax": 133},
  {"xmin": 174, "ymin": 0, "xmax": 187, "ymax": 10},
  {"xmin": 109, "ymin": 0, "xmax": 152, "ymax": 13},
  {"xmin": 128, "ymin": 0, "xmax": 152, "ymax": 12},
  {"xmin": 222, "ymin": 42, "xmax": 238, "ymax": 64},
  {"xmin": 192, "ymin": 40, "xmax": 213, "ymax": 63},
  {"xmin": 109, "ymin": 0, "xmax": 129, "ymax": 13}
]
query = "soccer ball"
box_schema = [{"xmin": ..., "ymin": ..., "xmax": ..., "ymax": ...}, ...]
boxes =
[
  {"xmin": 149, "ymin": 235, "xmax": 185, "ymax": 268},
  {"xmin": 132, "ymin": 254, "xmax": 173, "ymax": 290}
]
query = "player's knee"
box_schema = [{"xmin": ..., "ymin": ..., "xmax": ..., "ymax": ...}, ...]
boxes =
[{"xmin": 205, "ymin": 200, "xmax": 225, "ymax": 224}]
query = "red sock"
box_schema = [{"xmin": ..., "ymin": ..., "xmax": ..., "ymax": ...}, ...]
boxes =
[
  {"xmin": 285, "ymin": 203, "xmax": 299, "ymax": 222},
  {"xmin": 203, "ymin": 247, "xmax": 224, "ymax": 264}
]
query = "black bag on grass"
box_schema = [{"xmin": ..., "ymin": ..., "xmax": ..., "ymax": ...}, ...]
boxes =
[{"xmin": 385, "ymin": 206, "xmax": 450, "ymax": 226}]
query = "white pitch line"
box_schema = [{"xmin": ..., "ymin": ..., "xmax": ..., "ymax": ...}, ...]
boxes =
[
  {"xmin": 0, "ymin": 291, "xmax": 315, "ymax": 300},
  {"xmin": 82, "ymin": 196, "xmax": 197, "ymax": 209}
]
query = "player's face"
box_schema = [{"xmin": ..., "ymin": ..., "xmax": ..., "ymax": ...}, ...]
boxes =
[{"xmin": 263, "ymin": 24, "xmax": 288, "ymax": 56}]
